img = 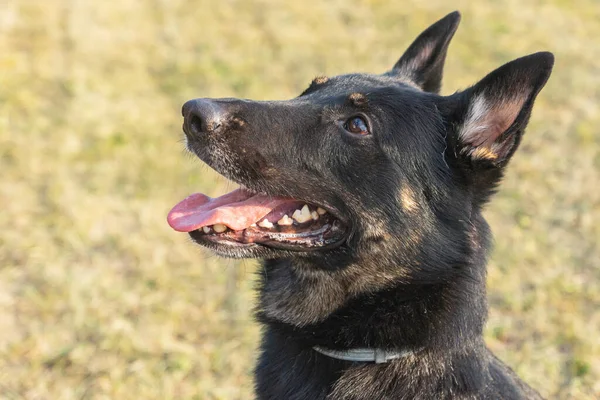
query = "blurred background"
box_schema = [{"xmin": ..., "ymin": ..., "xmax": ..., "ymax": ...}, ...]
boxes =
[{"xmin": 0, "ymin": 0, "xmax": 598, "ymax": 398}]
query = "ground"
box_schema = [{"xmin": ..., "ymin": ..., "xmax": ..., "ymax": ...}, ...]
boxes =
[{"xmin": 0, "ymin": 0, "xmax": 598, "ymax": 399}]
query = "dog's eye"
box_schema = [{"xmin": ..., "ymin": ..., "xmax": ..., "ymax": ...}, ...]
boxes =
[{"xmin": 343, "ymin": 116, "xmax": 370, "ymax": 136}]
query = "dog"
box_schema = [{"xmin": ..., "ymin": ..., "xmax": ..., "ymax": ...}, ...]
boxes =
[{"xmin": 167, "ymin": 11, "xmax": 553, "ymax": 399}]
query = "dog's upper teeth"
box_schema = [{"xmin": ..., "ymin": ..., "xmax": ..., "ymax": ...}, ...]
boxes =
[
  {"xmin": 311, "ymin": 211, "xmax": 319, "ymax": 220},
  {"xmin": 277, "ymin": 215, "xmax": 293, "ymax": 226},
  {"xmin": 213, "ymin": 223, "xmax": 227, "ymax": 233},
  {"xmin": 292, "ymin": 205, "xmax": 312, "ymax": 223},
  {"xmin": 258, "ymin": 219, "xmax": 274, "ymax": 229},
  {"xmin": 202, "ymin": 226, "xmax": 211, "ymax": 233},
  {"xmin": 316, "ymin": 207, "xmax": 327, "ymax": 215}
]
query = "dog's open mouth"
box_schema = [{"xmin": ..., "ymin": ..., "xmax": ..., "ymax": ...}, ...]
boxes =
[{"xmin": 167, "ymin": 188, "xmax": 347, "ymax": 251}]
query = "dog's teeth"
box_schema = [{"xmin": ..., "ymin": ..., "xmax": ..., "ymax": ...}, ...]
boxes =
[
  {"xmin": 311, "ymin": 211, "xmax": 319, "ymax": 220},
  {"xmin": 202, "ymin": 226, "xmax": 211, "ymax": 234},
  {"xmin": 277, "ymin": 215, "xmax": 293, "ymax": 226},
  {"xmin": 258, "ymin": 219, "xmax": 274, "ymax": 229},
  {"xmin": 213, "ymin": 223, "xmax": 227, "ymax": 233},
  {"xmin": 250, "ymin": 223, "xmax": 257, "ymax": 227},
  {"xmin": 301, "ymin": 204, "xmax": 311, "ymax": 217},
  {"xmin": 291, "ymin": 209, "xmax": 301, "ymax": 220},
  {"xmin": 316, "ymin": 207, "xmax": 327, "ymax": 215},
  {"xmin": 292, "ymin": 205, "xmax": 312, "ymax": 223}
]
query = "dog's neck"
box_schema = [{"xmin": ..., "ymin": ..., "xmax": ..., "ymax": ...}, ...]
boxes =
[
  {"xmin": 256, "ymin": 256, "xmax": 487, "ymax": 352},
  {"xmin": 254, "ymin": 218, "xmax": 493, "ymax": 399}
]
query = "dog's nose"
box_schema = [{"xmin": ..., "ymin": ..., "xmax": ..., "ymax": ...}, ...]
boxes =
[{"xmin": 182, "ymin": 98, "xmax": 225, "ymax": 137}]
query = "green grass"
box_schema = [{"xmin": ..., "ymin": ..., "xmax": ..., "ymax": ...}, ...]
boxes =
[{"xmin": 0, "ymin": 0, "xmax": 598, "ymax": 398}]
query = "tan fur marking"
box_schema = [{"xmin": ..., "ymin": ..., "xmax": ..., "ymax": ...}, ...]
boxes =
[
  {"xmin": 400, "ymin": 185, "xmax": 419, "ymax": 213},
  {"xmin": 261, "ymin": 254, "xmax": 416, "ymax": 326},
  {"xmin": 348, "ymin": 92, "xmax": 367, "ymax": 106},
  {"xmin": 231, "ymin": 117, "xmax": 245, "ymax": 127},
  {"xmin": 313, "ymin": 76, "xmax": 329, "ymax": 85},
  {"xmin": 346, "ymin": 268, "xmax": 398, "ymax": 295},
  {"xmin": 471, "ymin": 147, "xmax": 498, "ymax": 161},
  {"xmin": 261, "ymin": 265, "xmax": 347, "ymax": 326}
]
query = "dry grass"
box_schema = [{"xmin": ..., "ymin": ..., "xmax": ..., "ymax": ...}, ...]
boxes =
[{"xmin": 0, "ymin": 0, "xmax": 598, "ymax": 399}]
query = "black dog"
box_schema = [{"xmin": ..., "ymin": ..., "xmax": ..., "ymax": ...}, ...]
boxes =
[{"xmin": 168, "ymin": 11, "xmax": 553, "ymax": 399}]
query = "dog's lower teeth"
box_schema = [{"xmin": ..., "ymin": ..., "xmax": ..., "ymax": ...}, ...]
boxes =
[
  {"xmin": 202, "ymin": 226, "xmax": 211, "ymax": 233},
  {"xmin": 277, "ymin": 215, "xmax": 293, "ymax": 226},
  {"xmin": 213, "ymin": 224, "xmax": 227, "ymax": 233},
  {"xmin": 311, "ymin": 211, "xmax": 319, "ymax": 220},
  {"xmin": 258, "ymin": 219, "xmax": 274, "ymax": 229},
  {"xmin": 316, "ymin": 207, "xmax": 327, "ymax": 215}
]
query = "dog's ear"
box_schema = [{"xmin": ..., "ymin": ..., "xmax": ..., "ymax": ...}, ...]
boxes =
[
  {"xmin": 446, "ymin": 52, "xmax": 554, "ymax": 171},
  {"xmin": 390, "ymin": 11, "xmax": 461, "ymax": 93}
]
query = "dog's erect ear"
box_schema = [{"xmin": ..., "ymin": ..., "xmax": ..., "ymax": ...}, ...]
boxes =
[
  {"xmin": 448, "ymin": 52, "xmax": 554, "ymax": 168},
  {"xmin": 390, "ymin": 11, "xmax": 461, "ymax": 93}
]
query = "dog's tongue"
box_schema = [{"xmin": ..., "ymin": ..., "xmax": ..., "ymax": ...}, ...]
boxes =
[{"xmin": 167, "ymin": 188, "xmax": 290, "ymax": 232}]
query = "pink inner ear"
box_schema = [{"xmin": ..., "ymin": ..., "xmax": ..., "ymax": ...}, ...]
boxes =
[{"xmin": 460, "ymin": 93, "xmax": 527, "ymax": 150}]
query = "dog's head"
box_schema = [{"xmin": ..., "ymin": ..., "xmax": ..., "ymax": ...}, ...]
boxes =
[{"xmin": 168, "ymin": 12, "xmax": 553, "ymax": 276}]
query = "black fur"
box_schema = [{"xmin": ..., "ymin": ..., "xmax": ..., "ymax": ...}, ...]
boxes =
[{"xmin": 178, "ymin": 11, "xmax": 554, "ymax": 399}]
